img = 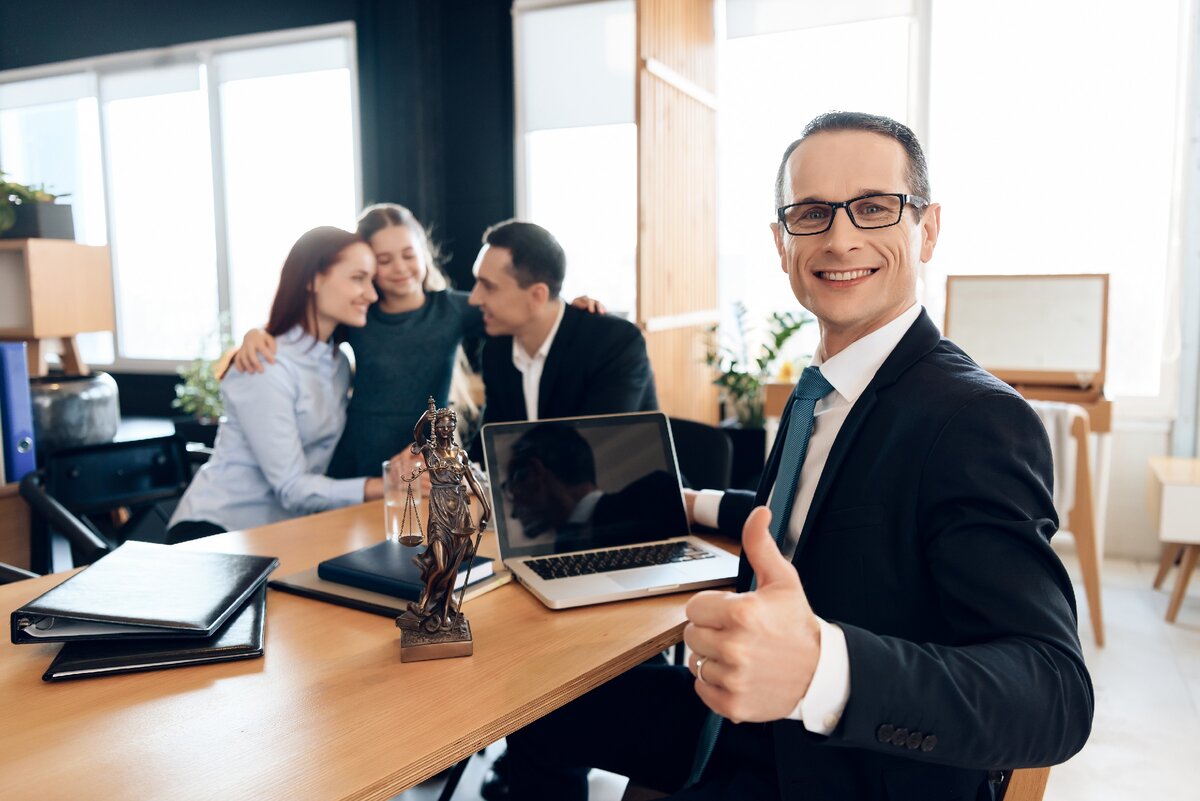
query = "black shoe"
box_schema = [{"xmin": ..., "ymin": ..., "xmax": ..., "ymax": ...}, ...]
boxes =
[{"xmin": 480, "ymin": 750, "xmax": 510, "ymax": 801}]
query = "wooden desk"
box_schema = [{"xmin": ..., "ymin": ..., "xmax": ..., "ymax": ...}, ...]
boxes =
[{"xmin": 0, "ymin": 502, "xmax": 712, "ymax": 800}]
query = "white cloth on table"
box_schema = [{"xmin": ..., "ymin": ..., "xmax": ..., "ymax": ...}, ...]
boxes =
[{"xmin": 1027, "ymin": 399, "xmax": 1082, "ymax": 531}]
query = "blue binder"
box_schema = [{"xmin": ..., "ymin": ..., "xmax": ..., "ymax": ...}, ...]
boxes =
[{"xmin": 0, "ymin": 342, "xmax": 36, "ymax": 482}]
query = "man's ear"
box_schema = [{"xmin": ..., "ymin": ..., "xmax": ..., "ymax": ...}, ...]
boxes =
[
  {"xmin": 529, "ymin": 282, "xmax": 551, "ymax": 306},
  {"xmin": 919, "ymin": 203, "xmax": 941, "ymax": 264},
  {"xmin": 770, "ymin": 221, "xmax": 787, "ymax": 272}
]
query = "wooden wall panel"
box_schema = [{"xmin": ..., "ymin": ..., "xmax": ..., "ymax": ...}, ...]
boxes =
[
  {"xmin": 637, "ymin": 0, "xmax": 719, "ymax": 423},
  {"xmin": 646, "ymin": 325, "xmax": 718, "ymax": 424}
]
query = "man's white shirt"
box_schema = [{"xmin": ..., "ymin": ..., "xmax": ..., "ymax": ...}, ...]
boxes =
[
  {"xmin": 511, "ymin": 299, "xmax": 566, "ymax": 422},
  {"xmin": 693, "ymin": 302, "xmax": 923, "ymax": 734}
]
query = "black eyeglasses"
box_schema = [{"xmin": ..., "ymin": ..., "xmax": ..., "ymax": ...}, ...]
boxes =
[{"xmin": 776, "ymin": 193, "xmax": 929, "ymax": 236}]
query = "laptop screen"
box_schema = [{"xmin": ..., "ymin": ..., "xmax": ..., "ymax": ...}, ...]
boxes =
[{"xmin": 481, "ymin": 413, "xmax": 690, "ymax": 559}]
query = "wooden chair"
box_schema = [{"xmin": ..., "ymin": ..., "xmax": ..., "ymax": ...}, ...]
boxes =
[
  {"xmin": 1001, "ymin": 767, "xmax": 1052, "ymax": 801},
  {"xmin": 620, "ymin": 766, "xmax": 1052, "ymax": 801}
]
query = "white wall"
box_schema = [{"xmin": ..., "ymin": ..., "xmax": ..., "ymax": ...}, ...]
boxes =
[{"xmin": 1102, "ymin": 422, "xmax": 1173, "ymax": 561}]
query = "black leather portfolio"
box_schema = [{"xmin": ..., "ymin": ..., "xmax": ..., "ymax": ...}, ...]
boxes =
[
  {"xmin": 42, "ymin": 584, "xmax": 268, "ymax": 681},
  {"xmin": 271, "ymin": 565, "xmax": 511, "ymax": 617},
  {"xmin": 11, "ymin": 541, "xmax": 278, "ymax": 644},
  {"xmin": 316, "ymin": 539, "xmax": 493, "ymax": 600}
]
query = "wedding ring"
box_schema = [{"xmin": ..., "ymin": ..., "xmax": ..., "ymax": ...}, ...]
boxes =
[{"xmin": 696, "ymin": 655, "xmax": 709, "ymax": 684}]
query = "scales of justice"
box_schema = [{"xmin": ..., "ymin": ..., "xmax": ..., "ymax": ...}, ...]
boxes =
[{"xmin": 393, "ymin": 397, "xmax": 492, "ymax": 662}]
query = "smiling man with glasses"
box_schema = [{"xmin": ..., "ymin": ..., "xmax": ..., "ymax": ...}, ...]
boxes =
[{"xmin": 502, "ymin": 111, "xmax": 1093, "ymax": 801}]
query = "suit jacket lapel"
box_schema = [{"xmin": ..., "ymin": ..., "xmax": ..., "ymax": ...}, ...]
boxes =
[{"xmin": 790, "ymin": 310, "xmax": 943, "ymax": 565}]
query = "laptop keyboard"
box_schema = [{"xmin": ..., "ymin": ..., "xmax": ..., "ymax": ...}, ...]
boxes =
[{"xmin": 526, "ymin": 541, "xmax": 715, "ymax": 581}]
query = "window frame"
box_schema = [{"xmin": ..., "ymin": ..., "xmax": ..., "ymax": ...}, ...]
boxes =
[{"xmin": 0, "ymin": 21, "xmax": 363, "ymax": 373}]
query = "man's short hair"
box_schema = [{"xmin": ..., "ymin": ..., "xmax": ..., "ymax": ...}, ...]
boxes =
[
  {"xmin": 510, "ymin": 423, "xmax": 596, "ymax": 486},
  {"xmin": 482, "ymin": 220, "xmax": 566, "ymax": 298},
  {"xmin": 774, "ymin": 111, "xmax": 931, "ymax": 209}
]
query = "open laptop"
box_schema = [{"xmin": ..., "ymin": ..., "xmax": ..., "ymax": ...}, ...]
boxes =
[{"xmin": 480, "ymin": 412, "xmax": 739, "ymax": 609}]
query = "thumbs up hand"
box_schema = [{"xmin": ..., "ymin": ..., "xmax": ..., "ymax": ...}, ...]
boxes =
[{"xmin": 683, "ymin": 506, "xmax": 822, "ymax": 723}]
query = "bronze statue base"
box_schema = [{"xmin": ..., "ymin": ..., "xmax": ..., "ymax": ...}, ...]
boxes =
[{"xmin": 397, "ymin": 615, "xmax": 473, "ymax": 662}]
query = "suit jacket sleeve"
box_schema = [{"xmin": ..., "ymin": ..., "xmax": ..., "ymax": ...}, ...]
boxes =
[
  {"xmin": 575, "ymin": 322, "xmax": 657, "ymax": 416},
  {"xmin": 826, "ymin": 392, "xmax": 1093, "ymax": 769},
  {"xmin": 717, "ymin": 489, "xmax": 757, "ymax": 540}
]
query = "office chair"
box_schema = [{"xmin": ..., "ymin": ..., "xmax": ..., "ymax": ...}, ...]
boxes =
[
  {"xmin": 0, "ymin": 562, "xmax": 39, "ymax": 584},
  {"xmin": 20, "ymin": 435, "xmax": 193, "ymax": 574},
  {"xmin": 668, "ymin": 417, "xmax": 734, "ymax": 491}
]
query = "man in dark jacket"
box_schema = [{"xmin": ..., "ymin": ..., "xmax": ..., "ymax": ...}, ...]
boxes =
[
  {"xmin": 501, "ymin": 111, "xmax": 1093, "ymax": 800},
  {"xmin": 467, "ymin": 220, "xmax": 657, "ymax": 459}
]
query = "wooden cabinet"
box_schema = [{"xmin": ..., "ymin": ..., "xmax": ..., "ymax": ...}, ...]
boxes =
[
  {"xmin": 0, "ymin": 238, "xmax": 114, "ymax": 340},
  {"xmin": 0, "ymin": 483, "xmax": 31, "ymax": 570},
  {"xmin": 0, "ymin": 238, "xmax": 114, "ymax": 374},
  {"xmin": 1148, "ymin": 457, "xmax": 1200, "ymax": 623}
]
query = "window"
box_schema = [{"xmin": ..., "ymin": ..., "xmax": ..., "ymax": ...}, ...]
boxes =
[
  {"xmin": 927, "ymin": 0, "xmax": 1189, "ymax": 410},
  {"xmin": 0, "ymin": 24, "xmax": 360, "ymax": 367},
  {"xmin": 718, "ymin": 0, "xmax": 919, "ymax": 362},
  {"xmin": 515, "ymin": 0, "xmax": 637, "ymax": 316},
  {"xmin": 717, "ymin": 0, "xmax": 1191, "ymax": 413},
  {"xmin": 0, "ymin": 73, "xmax": 106, "ymax": 246}
]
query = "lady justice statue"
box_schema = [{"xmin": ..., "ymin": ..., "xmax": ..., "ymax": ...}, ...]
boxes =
[{"xmin": 395, "ymin": 397, "xmax": 492, "ymax": 662}]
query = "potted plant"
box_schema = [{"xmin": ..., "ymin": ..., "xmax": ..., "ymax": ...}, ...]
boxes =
[
  {"xmin": 0, "ymin": 171, "xmax": 74, "ymax": 239},
  {"xmin": 705, "ymin": 301, "xmax": 814, "ymax": 429},
  {"xmin": 705, "ymin": 302, "xmax": 814, "ymax": 489},
  {"xmin": 172, "ymin": 323, "xmax": 234, "ymax": 447}
]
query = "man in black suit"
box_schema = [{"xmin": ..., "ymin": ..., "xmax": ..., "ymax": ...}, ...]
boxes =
[
  {"xmin": 467, "ymin": 220, "xmax": 657, "ymax": 455},
  {"xmin": 466, "ymin": 220, "xmax": 658, "ymax": 798},
  {"xmin": 502, "ymin": 111, "xmax": 1093, "ymax": 800}
]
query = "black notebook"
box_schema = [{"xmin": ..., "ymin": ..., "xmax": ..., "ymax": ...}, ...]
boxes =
[
  {"xmin": 42, "ymin": 584, "xmax": 268, "ymax": 682},
  {"xmin": 316, "ymin": 540, "xmax": 493, "ymax": 600},
  {"xmin": 11, "ymin": 541, "xmax": 279, "ymax": 644}
]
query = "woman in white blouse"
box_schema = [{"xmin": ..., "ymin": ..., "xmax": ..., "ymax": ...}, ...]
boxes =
[{"xmin": 168, "ymin": 226, "xmax": 389, "ymax": 542}]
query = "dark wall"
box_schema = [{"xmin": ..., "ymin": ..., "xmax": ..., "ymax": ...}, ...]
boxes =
[
  {"xmin": 0, "ymin": 0, "xmax": 514, "ymax": 284},
  {"xmin": 1, "ymin": 0, "xmax": 514, "ymax": 413}
]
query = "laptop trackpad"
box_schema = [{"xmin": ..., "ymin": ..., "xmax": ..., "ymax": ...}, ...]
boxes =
[{"xmin": 609, "ymin": 565, "xmax": 689, "ymax": 590}]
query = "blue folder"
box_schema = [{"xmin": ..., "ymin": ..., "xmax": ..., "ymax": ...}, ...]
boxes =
[{"xmin": 0, "ymin": 342, "xmax": 36, "ymax": 482}]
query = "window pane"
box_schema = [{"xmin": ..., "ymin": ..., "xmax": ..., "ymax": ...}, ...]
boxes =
[
  {"xmin": 101, "ymin": 66, "xmax": 220, "ymax": 360},
  {"xmin": 0, "ymin": 93, "xmax": 107, "ymax": 246},
  {"xmin": 928, "ymin": 0, "xmax": 1184, "ymax": 398},
  {"xmin": 717, "ymin": 18, "xmax": 912, "ymax": 357},
  {"xmin": 525, "ymin": 124, "xmax": 638, "ymax": 317},
  {"xmin": 217, "ymin": 65, "xmax": 357, "ymax": 340},
  {"xmin": 518, "ymin": 0, "xmax": 635, "ymax": 131}
]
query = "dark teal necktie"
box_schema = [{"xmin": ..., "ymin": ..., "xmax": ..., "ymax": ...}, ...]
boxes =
[{"xmin": 686, "ymin": 366, "xmax": 834, "ymax": 787}]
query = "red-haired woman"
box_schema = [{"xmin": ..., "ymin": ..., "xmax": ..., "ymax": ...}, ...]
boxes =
[{"xmin": 167, "ymin": 226, "xmax": 388, "ymax": 542}]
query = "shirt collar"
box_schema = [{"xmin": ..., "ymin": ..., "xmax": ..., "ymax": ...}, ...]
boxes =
[
  {"xmin": 513, "ymin": 299, "xmax": 566, "ymax": 365},
  {"xmin": 278, "ymin": 325, "xmax": 336, "ymax": 365},
  {"xmin": 809, "ymin": 303, "xmax": 922, "ymax": 404}
]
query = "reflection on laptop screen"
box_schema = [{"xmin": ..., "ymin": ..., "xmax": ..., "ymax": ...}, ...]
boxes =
[{"xmin": 483, "ymin": 414, "xmax": 690, "ymax": 559}]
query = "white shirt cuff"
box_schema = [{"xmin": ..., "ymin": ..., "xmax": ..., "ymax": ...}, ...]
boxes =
[
  {"xmin": 785, "ymin": 618, "xmax": 851, "ymax": 735},
  {"xmin": 692, "ymin": 489, "xmax": 724, "ymax": 528},
  {"xmin": 332, "ymin": 477, "xmax": 369, "ymax": 507}
]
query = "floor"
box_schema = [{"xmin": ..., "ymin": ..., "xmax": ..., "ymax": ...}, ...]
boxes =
[{"xmin": 394, "ymin": 544, "xmax": 1200, "ymax": 801}]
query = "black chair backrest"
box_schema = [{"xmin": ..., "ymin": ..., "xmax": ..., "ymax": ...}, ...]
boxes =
[
  {"xmin": 43, "ymin": 436, "xmax": 191, "ymax": 514},
  {"xmin": 21, "ymin": 435, "xmax": 193, "ymax": 572},
  {"xmin": 668, "ymin": 417, "xmax": 733, "ymax": 491}
]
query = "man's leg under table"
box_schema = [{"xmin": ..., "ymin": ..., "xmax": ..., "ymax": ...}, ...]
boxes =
[{"xmin": 505, "ymin": 663, "xmax": 779, "ymax": 801}]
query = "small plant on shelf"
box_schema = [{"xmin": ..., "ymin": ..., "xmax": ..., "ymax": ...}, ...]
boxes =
[{"xmin": 0, "ymin": 170, "xmax": 68, "ymax": 234}]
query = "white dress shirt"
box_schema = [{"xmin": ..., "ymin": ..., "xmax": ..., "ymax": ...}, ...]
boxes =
[
  {"xmin": 693, "ymin": 302, "xmax": 923, "ymax": 734},
  {"xmin": 170, "ymin": 326, "xmax": 367, "ymax": 532},
  {"xmin": 511, "ymin": 299, "xmax": 566, "ymax": 421}
]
